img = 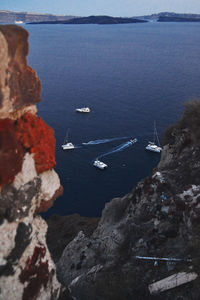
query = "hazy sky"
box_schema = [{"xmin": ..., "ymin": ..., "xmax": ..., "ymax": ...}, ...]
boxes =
[{"xmin": 1, "ymin": 0, "xmax": 200, "ymax": 17}]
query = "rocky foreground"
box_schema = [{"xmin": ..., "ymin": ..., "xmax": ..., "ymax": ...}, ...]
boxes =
[{"xmin": 0, "ymin": 25, "xmax": 64, "ymax": 299}]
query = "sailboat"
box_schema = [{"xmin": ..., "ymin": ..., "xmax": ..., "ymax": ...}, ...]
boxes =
[
  {"xmin": 146, "ymin": 121, "xmax": 162, "ymax": 153},
  {"xmin": 62, "ymin": 130, "xmax": 75, "ymax": 150},
  {"xmin": 76, "ymin": 107, "xmax": 90, "ymax": 113}
]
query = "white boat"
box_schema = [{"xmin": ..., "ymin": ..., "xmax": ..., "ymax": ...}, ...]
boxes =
[
  {"xmin": 130, "ymin": 138, "xmax": 137, "ymax": 144},
  {"xmin": 62, "ymin": 142, "xmax": 75, "ymax": 150},
  {"xmin": 15, "ymin": 20, "xmax": 24, "ymax": 24},
  {"xmin": 146, "ymin": 121, "xmax": 162, "ymax": 153},
  {"xmin": 62, "ymin": 130, "xmax": 75, "ymax": 150},
  {"xmin": 93, "ymin": 159, "xmax": 108, "ymax": 169},
  {"xmin": 76, "ymin": 107, "xmax": 90, "ymax": 113}
]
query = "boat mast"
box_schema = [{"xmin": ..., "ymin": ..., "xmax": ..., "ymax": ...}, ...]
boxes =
[
  {"xmin": 154, "ymin": 121, "xmax": 161, "ymax": 146},
  {"xmin": 64, "ymin": 129, "xmax": 69, "ymax": 144},
  {"xmin": 153, "ymin": 120, "xmax": 156, "ymax": 144}
]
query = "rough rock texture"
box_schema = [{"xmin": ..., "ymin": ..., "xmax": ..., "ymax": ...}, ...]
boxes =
[
  {"xmin": 0, "ymin": 25, "xmax": 63, "ymax": 299},
  {"xmin": 47, "ymin": 214, "xmax": 99, "ymax": 263},
  {"xmin": 16, "ymin": 112, "xmax": 56, "ymax": 174},
  {"xmin": 56, "ymin": 101, "xmax": 200, "ymax": 300},
  {"xmin": 0, "ymin": 25, "xmax": 41, "ymax": 117}
]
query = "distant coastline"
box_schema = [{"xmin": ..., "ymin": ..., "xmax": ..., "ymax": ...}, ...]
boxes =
[
  {"xmin": 0, "ymin": 10, "xmax": 76, "ymax": 23},
  {"xmin": 1, "ymin": 10, "xmax": 200, "ymax": 24},
  {"xmin": 158, "ymin": 16, "xmax": 200, "ymax": 22},
  {"xmin": 133, "ymin": 12, "xmax": 200, "ymax": 21},
  {"xmin": 28, "ymin": 15, "xmax": 147, "ymax": 25}
]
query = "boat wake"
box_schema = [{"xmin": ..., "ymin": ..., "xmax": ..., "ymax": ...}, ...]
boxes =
[
  {"xmin": 97, "ymin": 139, "xmax": 137, "ymax": 160},
  {"xmin": 82, "ymin": 136, "xmax": 129, "ymax": 146}
]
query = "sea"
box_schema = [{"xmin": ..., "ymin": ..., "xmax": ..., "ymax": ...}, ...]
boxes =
[{"xmin": 24, "ymin": 22, "xmax": 200, "ymax": 218}]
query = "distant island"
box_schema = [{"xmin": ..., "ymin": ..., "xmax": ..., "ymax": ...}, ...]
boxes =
[
  {"xmin": 133, "ymin": 12, "xmax": 200, "ymax": 21},
  {"xmin": 1, "ymin": 10, "xmax": 200, "ymax": 24},
  {"xmin": 158, "ymin": 16, "xmax": 200, "ymax": 22},
  {"xmin": 28, "ymin": 15, "xmax": 147, "ymax": 25}
]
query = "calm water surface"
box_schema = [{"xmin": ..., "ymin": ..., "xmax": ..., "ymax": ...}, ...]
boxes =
[{"xmin": 25, "ymin": 22, "xmax": 200, "ymax": 217}]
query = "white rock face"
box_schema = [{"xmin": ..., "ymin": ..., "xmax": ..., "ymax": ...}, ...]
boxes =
[
  {"xmin": 0, "ymin": 216, "xmax": 61, "ymax": 300},
  {"xmin": 13, "ymin": 153, "xmax": 37, "ymax": 189},
  {"xmin": 39, "ymin": 169, "xmax": 61, "ymax": 201}
]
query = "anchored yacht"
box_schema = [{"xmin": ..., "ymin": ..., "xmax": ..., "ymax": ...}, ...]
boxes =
[
  {"xmin": 62, "ymin": 130, "xmax": 75, "ymax": 150},
  {"xmin": 15, "ymin": 21, "xmax": 24, "ymax": 24},
  {"xmin": 129, "ymin": 138, "xmax": 137, "ymax": 144},
  {"xmin": 76, "ymin": 107, "xmax": 90, "ymax": 113},
  {"xmin": 146, "ymin": 121, "xmax": 162, "ymax": 153},
  {"xmin": 93, "ymin": 159, "xmax": 108, "ymax": 170}
]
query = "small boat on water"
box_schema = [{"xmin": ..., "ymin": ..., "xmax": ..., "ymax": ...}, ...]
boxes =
[
  {"xmin": 76, "ymin": 107, "xmax": 90, "ymax": 113},
  {"xmin": 93, "ymin": 159, "xmax": 108, "ymax": 170},
  {"xmin": 62, "ymin": 130, "xmax": 75, "ymax": 150},
  {"xmin": 15, "ymin": 20, "xmax": 24, "ymax": 24},
  {"xmin": 146, "ymin": 121, "xmax": 162, "ymax": 153},
  {"xmin": 129, "ymin": 138, "xmax": 137, "ymax": 144}
]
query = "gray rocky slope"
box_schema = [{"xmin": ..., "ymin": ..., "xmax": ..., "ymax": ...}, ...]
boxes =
[{"xmin": 56, "ymin": 100, "xmax": 200, "ymax": 300}]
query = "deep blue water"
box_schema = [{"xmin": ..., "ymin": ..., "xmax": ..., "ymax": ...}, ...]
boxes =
[{"xmin": 25, "ymin": 22, "xmax": 200, "ymax": 217}]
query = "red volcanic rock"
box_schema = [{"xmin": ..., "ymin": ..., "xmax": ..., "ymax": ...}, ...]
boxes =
[
  {"xmin": 0, "ymin": 25, "xmax": 41, "ymax": 114},
  {"xmin": 16, "ymin": 113, "xmax": 56, "ymax": 174},
  {"xmin": 19, "ymin": 245, "xmax": 49, "ymax": 300},
  {"xmin": 37, "ymin": 186, "xmax": 64, "ymax": 214},
  {"xmin": 0, "ymin": 119, "xmax": 24, "ymax": 185}
]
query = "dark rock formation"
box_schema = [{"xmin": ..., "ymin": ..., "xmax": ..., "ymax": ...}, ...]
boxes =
[
  {"xmin": 0, "ymin": 25, "xmax": 63, "ymax": 299},
  {"xmin": 47, "ymin": 214, "xmax": 99, "ymax": 263},
  {"xmin": 56, "ymin": 100, "xmax": 200, "ymax": 300},
  {"xmin": 28, "ymin": 15, "xmax": 147, "ymax": 25}
]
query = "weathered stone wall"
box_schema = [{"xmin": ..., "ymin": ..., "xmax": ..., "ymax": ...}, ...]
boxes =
[{"xmin": 0, "ymin": 25, "xmax": 63, "ymax": 300}]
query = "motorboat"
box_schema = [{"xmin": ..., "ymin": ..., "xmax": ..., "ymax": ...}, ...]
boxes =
[
  {"xmin": 62, "ymin": 130, "xmax": 75, "ymax": 150},
  {"xmin": 62, "ymin": 142, "xmax": 75, "ymax": 150},
  {"xmin": 146, "ymin": 142, "xmax": 162, "ymax": 153},
  {"xmin": 76, "ymin": 107, "xmax": 90, "ymax": 113},
  {"xmin": 129, "ymin": 138, "xmax": 137, "ymax": 144},
  {"xmin": 146, "ymin": 121, "xmax": 162, "ymax": 153},
  {"xmin": 93, "ymin": 159, "xmax": 108, "ymax": 169},
  {"xmin": 15, "ymin": 21, "xmax": 24, "ymax": 24}
]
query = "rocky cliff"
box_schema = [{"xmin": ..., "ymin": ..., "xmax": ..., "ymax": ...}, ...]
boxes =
[
  {"xmin": 0, "ymin": 10, "xmax": 75, "ymax": 23},
  {"xmin": 55, "ymin": 100, "xmax": 200, "ymax": 300},
  {"xmin": 0, "ymin": 25, "xmax": 63, "ymax": 299}
]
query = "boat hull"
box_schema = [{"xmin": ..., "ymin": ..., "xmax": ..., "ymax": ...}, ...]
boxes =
[
  {"xmin": 93, "ymin": 160, "xmax": 107, "ymax": 169},
  {"xmin": 76, "ymin": 107, "xmax": 90, "ymax": 113},
  {"xmin": 146, "ymin": 144, "xmax": 162, "ymax": 153},
  {"xmin": 62, "ymin": 143, "xmax": 75, "ymax": 150}
]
